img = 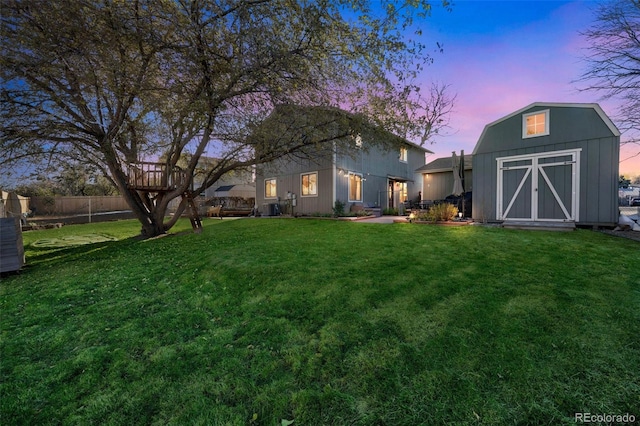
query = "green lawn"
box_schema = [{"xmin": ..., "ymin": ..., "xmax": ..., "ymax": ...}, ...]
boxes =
[{"xmin": 1, "ymin": 218, "xmax": 639, "ymax": 425}]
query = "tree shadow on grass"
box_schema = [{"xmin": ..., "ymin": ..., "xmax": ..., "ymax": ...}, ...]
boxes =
[
  {"xmin": 22, "ymin": 234, "xmax": 147, "ymax": 269},
  {"xmin": 20, "ymin": 229, "xmax": 197, "ymax": 271}
]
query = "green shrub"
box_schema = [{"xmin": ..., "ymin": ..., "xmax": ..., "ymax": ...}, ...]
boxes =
[
  {"xmin": 382, "ymin": 207, "xmax": 398, "ymax": 216},
  {"xmin": 421, "ymin": 203, "xmax": 459, "ymax": 222},
  {"xmin": 332, "ymin": 200, "xmax": 345, "ymax": 217}
]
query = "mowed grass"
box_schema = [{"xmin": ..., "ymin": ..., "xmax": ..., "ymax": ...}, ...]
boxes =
[{"xmin": 1, "ymin": 218, "xmax": 638, "ymax": 425}]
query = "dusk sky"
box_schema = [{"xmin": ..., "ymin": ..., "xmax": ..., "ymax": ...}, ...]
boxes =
[
  {"xmin": 416, "ymin": 0, "xmax": 639, "ymax": 176},
  {"xmin": 2, "ymin": 1, "xmax": 638, "ymax": 188}
]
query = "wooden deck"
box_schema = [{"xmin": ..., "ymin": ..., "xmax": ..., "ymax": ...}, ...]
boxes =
[
  {"xmin": 127, "ymin": 162, "xmax": 202, "ymax": 232},
  {"xmin": 127, "ymin": 162, "xmax": 188, "ymax": 192}
]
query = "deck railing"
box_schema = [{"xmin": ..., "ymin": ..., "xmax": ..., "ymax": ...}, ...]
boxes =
[{"xmin": 127, "ymin": 162, "xmax": 188, "ymax": 191}]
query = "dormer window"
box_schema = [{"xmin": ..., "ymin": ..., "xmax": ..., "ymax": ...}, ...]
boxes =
[
  {"xmin": 399, "ymin": 146, "xmax": 408, "ymax": 162},
  {"xmin": 523, "ymin": 110, "xmax": 549, "ymax": 138}
]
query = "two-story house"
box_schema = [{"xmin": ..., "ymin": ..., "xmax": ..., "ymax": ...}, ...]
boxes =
[{"xmin": 255, "ymin": 108, "xmax": 431, "ymax": 216}]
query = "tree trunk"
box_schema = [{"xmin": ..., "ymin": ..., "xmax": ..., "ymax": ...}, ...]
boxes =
[
  {"xmin": 105, "ymin": 159, "xmax": 184, "ymax": 238},
  {"xmin": 129, "ymin": 190, "xmax": 193, "ymax": 238},
  {"xmin": 141, "ymin": 215, "xmax": 168, "ymax": 238},
  {"xmin": 120, "ymin": 189, "xmax": 158, "ymax": 238},
  {"xmin": 112, "ymin": 179, "xmax": 166, "ymax": 238}
]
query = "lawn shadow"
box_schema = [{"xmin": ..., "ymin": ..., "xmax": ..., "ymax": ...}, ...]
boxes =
[
  {"xmin": 24, "ymin": 234, "xmax": 142, "ymax": 268},
  {"xmin": 23, "ymin": 229, "xmax": 195, "ymax": 269}
]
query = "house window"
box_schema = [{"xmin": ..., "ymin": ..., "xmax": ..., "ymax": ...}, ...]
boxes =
[
  {"xmin": 396, "ymin": 181, "xmax": 408, "ymax": 203},
  {"xmin": 399, "ymin": 146, "xmax": 408, "ymax": 162},
  {"xmin": 348, "ymin": 172, "xmax": 362, "ymax": 201},
  {"xmin": 265, "ymin": 178, "xmax": 277, "ymax": 198},
  {"xmin": 523, "ymin": 110, "xmax": 549, "ymax": 138},
  {"xmin": 301, "ymin": 172, "xmax": 317, "ymax": 196}
]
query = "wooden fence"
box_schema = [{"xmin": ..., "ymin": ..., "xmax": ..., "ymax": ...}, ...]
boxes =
[{"xmin": 30, "ymin": 196, "xmax": 129, "ymax": 215}]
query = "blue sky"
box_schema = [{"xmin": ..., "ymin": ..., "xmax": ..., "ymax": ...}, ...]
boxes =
[
  {"xmin": 2, "ymin": 0, "xmax": 636, "ymax": 190},
  {"xmin": 414, "ymin": 0, "xmax": 638, "ymax": 175}
]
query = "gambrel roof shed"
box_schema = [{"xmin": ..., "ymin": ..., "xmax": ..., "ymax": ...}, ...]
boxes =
[{"xmin": 471, "ymin": 102, "xmax": 620, "ymax": 227}]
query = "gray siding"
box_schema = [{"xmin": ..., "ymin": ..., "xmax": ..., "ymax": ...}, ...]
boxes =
[
  {"xmin": 474, "ymin": 106, "xmax": 614, "ymax": 155},
  {"xmin": 472, "ymin": 104, "xmax": 620, "ymax": 225},
  {"xmin": 256, "ymin": 141, "xmax": 428, "ymax": 214},
  {"xmin": 256, "ymin": 154, "xmax": 334, "ymax": 215},
  {"xmin": 422, "ymin": 169, "xmax": 473, "ymax": 201},
  {"xmin": 472, "ymin": 154, "xmax": 495, "ymax": 222},
  {"xmin": 336, "ymin": 143, "xmax": 423, "ymax": 209}
]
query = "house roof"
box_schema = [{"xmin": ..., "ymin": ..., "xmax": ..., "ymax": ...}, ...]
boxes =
[
  {"xmin": 472, "ymin": 102, "xmax": 621, "ymax": 155},
  {"xmin": 405, "ymin": 140, "xmax": 433, "ymax": 153},
  {"xmin": 416, "ymin": 154, "xmax": 473, "ymax": 173},
  {"xmin": 268, "ymin": 104, "xmax": 433, "ymax": 153},
  {"xmin": 212, "ymin": 184, "xmax": 256, "ymax": 198}
]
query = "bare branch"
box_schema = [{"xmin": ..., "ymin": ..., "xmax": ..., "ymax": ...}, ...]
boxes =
[{"xmin": 577, "ymin": 0, "xmax": 640, "ymax": 149}]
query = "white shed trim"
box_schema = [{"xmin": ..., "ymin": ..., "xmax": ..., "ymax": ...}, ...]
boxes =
[{"xmin": 496, "ymin": 148, "xmax": 582, "ymax": 222}]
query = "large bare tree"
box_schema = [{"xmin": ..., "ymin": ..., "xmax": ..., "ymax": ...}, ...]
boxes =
[
  {"xmin": 578, "ymin": 0, "xmax": 640, "ymax": 158},
  {"xmin": 1, "ymin": 0, "xmax": 454, "ymax": 237}
]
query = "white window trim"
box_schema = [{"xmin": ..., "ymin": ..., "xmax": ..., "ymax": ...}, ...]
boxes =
[
  {"xmin": 264, "ymin": 177, "xmax": 277, "ymax": 199},
  {"xmin": 300, "ymin": 171, "xmax": 318, "ymax": 197},
  {"xmin": 348, "ymin": 171, "xmax": 363, "ymax": 202},
  {"xmin": 522, "ymin": 109, "xmax": 550, "ymax": 139},
  {"xmin": 399, "ymin": 146, "xmax": 408, "ymax": 162}
]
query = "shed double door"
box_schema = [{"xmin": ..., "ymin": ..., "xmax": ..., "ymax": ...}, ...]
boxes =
[{"xmin": 497, "ymin": 149, "xmax": 581, "ymax": 222}]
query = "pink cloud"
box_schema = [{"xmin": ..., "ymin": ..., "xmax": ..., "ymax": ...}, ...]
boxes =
[{"xmin": 420, "ymin": 3, "xmax": 633, "ymax": 170}]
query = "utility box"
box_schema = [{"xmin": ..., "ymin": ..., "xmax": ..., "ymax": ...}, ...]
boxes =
[
  {"xmin": 1, "ymin": 218, "xmax": 25, "ymax": 273},
  {"xmin": 261, "ymin": 203, "xmax": 280, "ymax": 216}
]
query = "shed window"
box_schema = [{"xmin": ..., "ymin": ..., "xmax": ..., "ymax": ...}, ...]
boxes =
[
  {"xmin": 348, "ymin": 172, "xmax": 362, "ymax": 201},
  {"xmin": 265, "ymin": 178, "xmax": 277, "ymax": 198},
  {"xmin": 523, "ymin": 110, "xmax": 549, "ymax": 138},
  {"xmin": 301, "ymin": 172, "xmax": 317, "ymax": 196}
]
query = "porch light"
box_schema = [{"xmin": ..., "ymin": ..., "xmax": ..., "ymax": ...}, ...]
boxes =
[{"xmin": 458, "ymin": 212, "xmax": 463, "ymax": 219}]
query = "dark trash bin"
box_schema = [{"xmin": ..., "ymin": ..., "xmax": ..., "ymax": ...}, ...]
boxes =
[{"xmin": 444, "ymin": 192, "xmax": 472, "ymax": 217}]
